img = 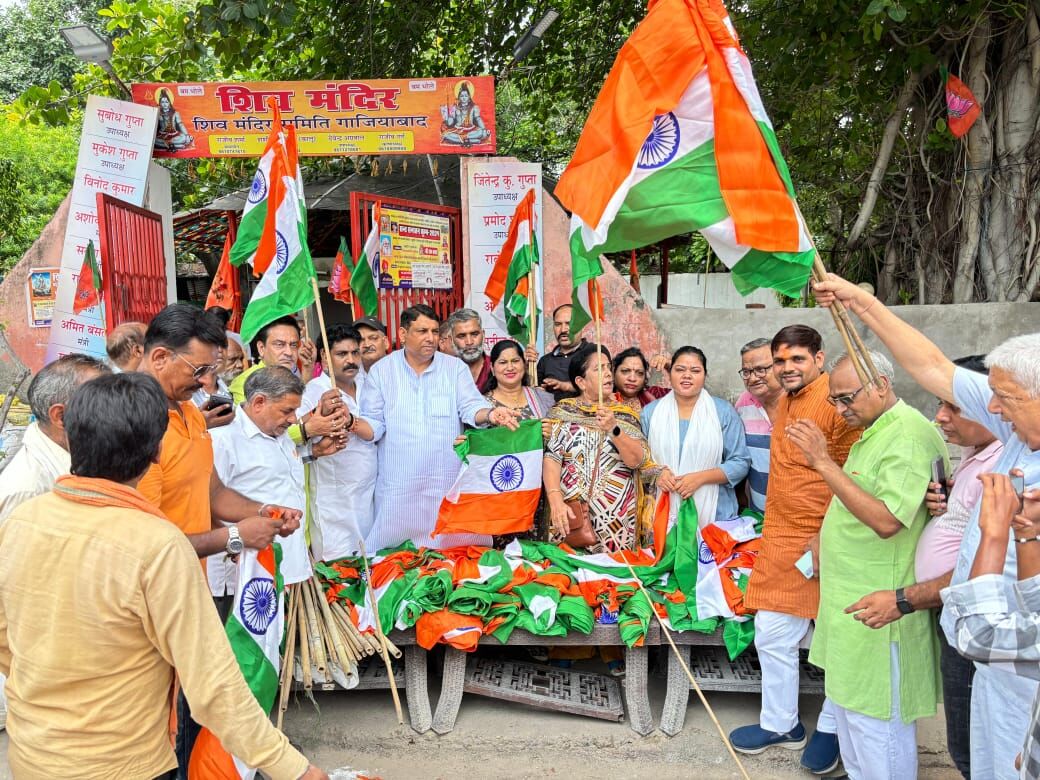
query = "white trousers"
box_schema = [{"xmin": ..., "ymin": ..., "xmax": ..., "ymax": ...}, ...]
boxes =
[
  {"xmin": 754, "ymin": 609, "xmax": 837, "ymax": 734},
  {"xmin": 832, "ymin": 644, "xmax": 917, "ymax": 780}
]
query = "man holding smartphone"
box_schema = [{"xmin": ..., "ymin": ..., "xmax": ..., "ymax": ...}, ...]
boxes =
[
  {"xmin": 814, "ymin": 273, "xmax": 1040, "ymax": 780},
  {"xmin": 841, "ymin": 355, "xmax": 1002, "ymax": 779}
]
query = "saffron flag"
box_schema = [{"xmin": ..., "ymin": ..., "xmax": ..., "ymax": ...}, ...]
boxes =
[
  {"xmin": 941, "ymin": 66, "xmax": 981, "ymax": 138},
  {"xmin": 238, "ymin": 104, "xmax": 317, "ymax": 346},
  {"xmin": 484, "ymin": 188, "xmax": 540, "ymax": 342},
  {"xmin": 351, "ymin": 218, "xmax": 381, "ymax": 317},
  {"xmin": 434, "ymin": 419, "xmax": 543, "ymax": 537},
  {"xmin": 205, "ymin": 227, "xmax": 243, "ymax": 331},
  {"xmin": 72, "ymin": 240, "xmax": 102, "ymax": 314},
  {"xmin": 188, "ymin": 545, "xmax": 283, "ymax": 780},
  {"xmin": 328, "ymin": 236, "xmax": 352, "ymax": 304},
  {"xmin": 555, "ymin": 0, "xmax": 816, "ymax": 327}
]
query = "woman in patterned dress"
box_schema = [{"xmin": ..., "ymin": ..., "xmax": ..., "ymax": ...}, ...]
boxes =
[{"xmin": 543, "ymin": 343, "xmax": 652, "ymax": 554}]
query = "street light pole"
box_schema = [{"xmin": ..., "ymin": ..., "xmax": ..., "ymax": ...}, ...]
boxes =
[
  {"xmin": 59, "ymin": 25, "xmax": 132, "ymax": 99},
  {"xmin": 499, "ymin": 9, "xmax": 560, "ymax": 80}
]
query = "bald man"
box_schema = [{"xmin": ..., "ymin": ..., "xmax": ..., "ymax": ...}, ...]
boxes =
[{"xmin": 106, "ymin": 322, "xmax": 148, "ymax": 373}]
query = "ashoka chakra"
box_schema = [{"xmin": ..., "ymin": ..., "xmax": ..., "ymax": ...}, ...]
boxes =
[
  {"xmin": 637, "ymin": 112, "xmax": 680, "ymax": 170},
  {"xmin": 489, "ymin": 454, "xmax": 524, "ymax": 492},
  {"xmin": 239, "ymin": 576, "xmax": 278, "ymax": 635},
  {"xmin": 248, "ymin": 170, "xmax": 268, "ymax": 204},
  {"xmin": 274, "ymin": 230, "xmax": 290, "ymax": 272}
]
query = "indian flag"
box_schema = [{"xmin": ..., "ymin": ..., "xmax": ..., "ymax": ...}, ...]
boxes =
[
  {"xmin": 484, "ymin": 188, "xmax": 540, "ymax": 342},
  {"xmin": 188, "ymin": 546, "xmax": 283, "ymax": 779},
  {"xmin": 239, "ymin": 115, "xmax": 316, "ymax": 346},
  {"xmin": 556, "ymin": 0, "xmax": 816, "ymax": 330},
  {"xmin": 434, "ymin": 420, "xmax": 543, "ymax": 538},
  {"xmin": 351, "ymin": 218, "xmax": 381, "ymax": 317},
  {"xmin": 230, "ymin": 102, "xmax": 306, "ymax": 274}
]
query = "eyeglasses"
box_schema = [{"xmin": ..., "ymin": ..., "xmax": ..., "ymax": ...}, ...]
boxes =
[
  {"xmin": 738, "ymin": 365, "xmax": 773, "ymax": 380},
  {"xmin": 174, "ymin": 352, "xmax": 218, "ymax": 379},
  {"xmin": 827, "ymin": 383, "xmax": 873, "ymax": 407}
]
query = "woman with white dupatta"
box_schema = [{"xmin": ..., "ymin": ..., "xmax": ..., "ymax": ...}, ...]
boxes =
[{"xmin": 641, "ymin": 346, "xmax": 751, "ymax": 530}]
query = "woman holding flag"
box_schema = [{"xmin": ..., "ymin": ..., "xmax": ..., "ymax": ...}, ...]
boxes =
[
  {"xmin": 543, "ymin": 343, "xmax": 651, "ymax": 554},
  {"xmin": 481, "ymin": 339, "xmax": 554, "ymax": 419},
  {"xmin": 641, "ymin": 346, "xmax": 751, "ymax": 529}
]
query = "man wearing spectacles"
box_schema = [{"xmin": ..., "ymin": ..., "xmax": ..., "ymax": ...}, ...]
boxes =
[
  {"xmin": 734, "ymin": 337, "xmax": 783, "ymax": 514},
  {"xmin": 786, "ymin": 349, "xmax": 948, "ymax": 780},
  {"xmin": 814, "ymin": 274, "xmax": 1040, "ymax": 780},
  {"xmin": 136, "ymin": 305, "xmax": 307, "ymax": 778},
  {"xmin": 733, "ymin": 325, "xmax": 861, "ymax": 776}
]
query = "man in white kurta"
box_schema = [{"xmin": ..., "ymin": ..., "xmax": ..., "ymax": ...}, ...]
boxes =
[
  {"xmin": 360, "ymin": 304, "xmax": 519, "ymax": 552},
  {"xmin": 299, "ymin": 325, "xmax": 377, "ymax": 560},
  {"xmin": 211, "ymin": 366, "xmax": 339, "ymax": 585}
]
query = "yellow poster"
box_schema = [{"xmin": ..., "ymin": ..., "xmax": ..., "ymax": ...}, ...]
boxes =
[{"xmin": 377, "ymin": 207, "xmax": 452, "ymax": 289}]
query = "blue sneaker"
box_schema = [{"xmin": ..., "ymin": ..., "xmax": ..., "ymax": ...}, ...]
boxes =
[
  {"xmin": 801, "ymin": 729, "xmax": 841, "ymax": 775},
  {"xmin": 729, "ymin": 722, "xmax": 807, "ymax": 754}
]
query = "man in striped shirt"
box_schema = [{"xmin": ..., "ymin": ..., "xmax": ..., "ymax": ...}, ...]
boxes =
[{"xmin": 735, "ymin": 337, "xmax": 783, "ymax": 514}]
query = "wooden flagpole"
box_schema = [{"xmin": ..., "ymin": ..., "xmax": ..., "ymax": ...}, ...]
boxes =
[
  {"xmin": 307, "ymin": 276, "xmax": 404, "ymax": 724},
  {"xmin": 593, "ymin": 278, "xmax": 604, "ymax": 407},
  {"xmin": 527, "ymin": 266, "xmax": 538, "ymax": 386}
]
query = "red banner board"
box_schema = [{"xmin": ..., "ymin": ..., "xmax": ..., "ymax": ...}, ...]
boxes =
[{"xmin": 130, "ymin": 77, "xmax": 496, "ymax": 158}]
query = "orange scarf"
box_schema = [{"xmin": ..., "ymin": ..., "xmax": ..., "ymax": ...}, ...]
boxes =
[{"xmin": 53, "ymin": 475, "xmax": 169, "ymax": 522}]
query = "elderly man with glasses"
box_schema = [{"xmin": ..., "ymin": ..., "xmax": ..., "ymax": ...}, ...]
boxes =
[
  {"xmin": 786, "ymin": 349, "xmax": 948, "ymax": 780},
  {"xmin": 734, "ymin": 337, "xmax": 784, "ymax": 514}
]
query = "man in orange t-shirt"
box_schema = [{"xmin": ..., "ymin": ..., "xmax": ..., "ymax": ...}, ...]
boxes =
[
  {"xmin": 730, "ymin": 325, "xmax": 861, "ymax": 775},
  {"xmin": 135, "ymin": 304, "xmax": 304, "ymax": 780}
]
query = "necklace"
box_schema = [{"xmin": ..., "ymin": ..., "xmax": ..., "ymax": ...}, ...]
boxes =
[{"xmin": 494, "ymin": 388, "xmax": 527, "ymax": 408}]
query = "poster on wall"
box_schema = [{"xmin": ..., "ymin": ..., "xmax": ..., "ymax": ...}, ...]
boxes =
[
  {"xmin": 377, "ymin": 206, "xmax": 453, "ymax": 289},
  {"xmin": 130, "ymin": 77, "xmax": 496, "ymax": 158},
  {"xmin": 464, "ymin": 161, "xmax": 542, "ymax": 351},
  {"xmin": 25, "ymin": 268, "xmax": 59, "ymax": 328},
  {"xmin": 44, "ymin": 95, "xmax": 157, "ymax": 363}
]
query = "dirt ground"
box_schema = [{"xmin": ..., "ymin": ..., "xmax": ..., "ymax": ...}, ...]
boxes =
[{"xmin": 0, "ymin": 662, "xmax": 962, "ymax": 779}]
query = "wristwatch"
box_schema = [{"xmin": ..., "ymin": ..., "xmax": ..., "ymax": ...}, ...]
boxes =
[
  {"xmin": 226, "ymin": 525, "xmax": 244, "ymax": 557},
  {"xmin": 895, "ymin": 587, "xmax": 915, "ymax": 615}
]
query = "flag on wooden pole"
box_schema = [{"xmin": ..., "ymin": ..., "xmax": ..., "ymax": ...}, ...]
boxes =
[
  {"xmin": 556, "ymin": 0, "xmax": 816, "ymax": 314},
  {"xmin": 484, "ymin": 188, "xmax": 540, "ymax": 342}
]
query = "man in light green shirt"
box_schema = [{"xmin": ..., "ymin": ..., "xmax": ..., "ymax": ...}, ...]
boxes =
[{"xmin": 787, "ymin": 349, "xmax": 947, "ymax": 780}]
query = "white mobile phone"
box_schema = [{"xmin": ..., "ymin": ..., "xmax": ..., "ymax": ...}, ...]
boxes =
[{"xmin": 795, "ymin": 550, "xmax": 815, "ymax": 579}]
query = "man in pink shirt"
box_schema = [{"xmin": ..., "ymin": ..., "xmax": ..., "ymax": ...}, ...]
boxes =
[{"xmin": 842, "ymin": 355, "xmax": 1001, "ymax": 779}]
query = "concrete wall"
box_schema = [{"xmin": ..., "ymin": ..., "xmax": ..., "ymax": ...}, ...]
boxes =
[
  {"xmin": 639, "ymin": 273, "xmax": 781, "ymax": 309},
  {"xmin": 652, "ymin": 303, "xmax": 1040, "ymax": 412}
]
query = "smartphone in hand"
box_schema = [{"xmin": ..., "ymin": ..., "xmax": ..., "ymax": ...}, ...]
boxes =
[
  {"xmin": 1012, "ymin": 474, "xmax": 1026, "ymax": 510},
  {"xmin": 930, "ymin": 457, "xmax": 948, "ymax": 501},
  {"xmin": 204, "ymin": 394, "xmax": 234, "ymax": 412}
]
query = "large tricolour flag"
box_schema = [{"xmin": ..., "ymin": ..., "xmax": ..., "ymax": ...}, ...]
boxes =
[
  {"xmin": 188, "ymin": 546, "xmax": 284, "ymax": 779},
  {"xmin": 434, "ymin": 419, "xmax": 543, "ymax": 537},
  {"xmin": 238, "ymin": 106, "xmax": 317, "ymax": 346},
  {"xmin": 555, "ymin": 0, "xmax": 816, "ymax": 328},
  {"xmin": 484, "ymin": 188, "xmax": 540, "ymax": 343}
]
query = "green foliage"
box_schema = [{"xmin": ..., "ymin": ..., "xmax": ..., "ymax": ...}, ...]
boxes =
[{"xmin": 0, "ymin": 117, "xmax": 79, "ymax": 272}]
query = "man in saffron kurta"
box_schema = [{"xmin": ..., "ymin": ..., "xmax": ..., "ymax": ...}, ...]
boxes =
[{"xmin": 732, "ymin": 325, "xmax": 860, "ymax": 774}]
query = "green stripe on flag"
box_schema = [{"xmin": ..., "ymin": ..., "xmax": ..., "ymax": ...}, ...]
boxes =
[
  {"xmin": 453, "ymin": 419, "xmax": 543, "ymax": 463},
  {"xmin": 239, "ymin": 223, "xmax": 317, "ymax": 345},
  {"xmin": 225, "ymin": 611, "xmax": 281, "ymax": 711},
  {"xmin": 731, "ymin": 247, "xmax": 815, "ymax": 298}
]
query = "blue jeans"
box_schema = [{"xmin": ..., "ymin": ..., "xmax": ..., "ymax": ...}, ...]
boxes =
[{"xmin": 939, "ymin": 614, "xmax": 974, "ymax": 779}]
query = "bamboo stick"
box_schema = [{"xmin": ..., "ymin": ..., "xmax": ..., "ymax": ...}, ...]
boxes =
[
  {"xmin": 277, "ymin": 585, "xmax": 301, "ymax": 730},
  {"xmin": 313, "ymin": 575, "xmax": 354, "ymax": 674},
  {"xmin": 593, "ymin": 278, "xmax": 604, "ymax": 407},
  {"xmin": 301, "ymin": 579, "xmax": 328, "ymax": 675},
  {"xmin": 297, "ymin": 590, "xmax": 312, "ymax": 690},
  {"xmin": 356, "ymin": 538, "xmax": 405, "ymax": 724}
]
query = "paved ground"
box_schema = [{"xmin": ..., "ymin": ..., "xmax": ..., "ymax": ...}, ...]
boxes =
[{"xmin": 0, "ymin": 658, "xmax": 962, "ymax": 779}]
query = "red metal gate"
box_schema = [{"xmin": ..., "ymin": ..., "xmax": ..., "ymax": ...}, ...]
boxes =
[
  {"xmin": 349, "ymin": 191, "xmax": 463, "ymax": 347},
  {"xmin": 96, "ymin": 193, "xmax": 169, "ymax": 330}
]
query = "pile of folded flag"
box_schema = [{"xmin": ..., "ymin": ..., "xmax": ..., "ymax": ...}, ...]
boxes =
[{"xmin": 315, "ymin": 506, "xmax": 763, "ymax": 660}]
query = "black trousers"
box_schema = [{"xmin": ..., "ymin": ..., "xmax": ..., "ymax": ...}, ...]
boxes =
[{"xmin": 939, "ymin": 614, "xmax": 975, "ymax": 780}]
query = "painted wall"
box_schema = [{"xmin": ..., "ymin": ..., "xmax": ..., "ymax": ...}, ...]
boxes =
[
  {"xmin": 0, "ymin": 163, "xmax": 174, "ymax": 378},
  {"xmin": 638, "ymin": 272, "xmax": 782, "ymax": 309}
]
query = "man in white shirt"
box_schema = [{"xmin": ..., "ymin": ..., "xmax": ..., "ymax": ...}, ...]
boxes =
[
  {"xmin": 105, "ymin": 321, "xmax": 147, "ymax": 372},
  {"xmin": 299, "ymin": 325, "xmax": 377, "ymax": 561},
  {"xmin": 211, "ymin": 367, "xmax": 342, "ymax": 589},
  {"xmin": 0, "ymin": 354, "xmax": 110, "ymax": 522},
  {"xmin": 359, "ymin": 304, "xmax": 519, "ymax": 552}
]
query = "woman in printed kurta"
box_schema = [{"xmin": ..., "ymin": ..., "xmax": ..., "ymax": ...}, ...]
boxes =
[{"xmin": 544, "ymin": 344, "xmax": 653, "ymax": 553}]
